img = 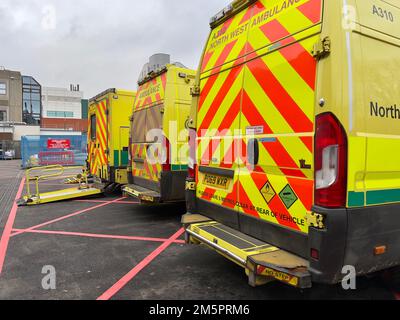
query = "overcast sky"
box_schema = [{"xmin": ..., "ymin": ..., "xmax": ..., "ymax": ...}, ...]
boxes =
[{"xmin": 0, "ymin": 0, "xmax": 229, "ymax": 98}]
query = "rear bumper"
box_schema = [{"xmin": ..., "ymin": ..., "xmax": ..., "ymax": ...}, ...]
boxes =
[
  {"xmin": 311, "ymin": 203, "xmax": 400, "ymax": 284},
  {"xmin": 126, "ymin": 171, "xmax": 187, "ymax": 203},
  {"xmin": 109, "ymin": 166, "xmax": 128, "ymax": 185},
  {"xmin": 182, "ymin": 214, "xmax": 312, "ymax": 289},
  {"xmin": 93, "ymin": 166, "xmax": 128, "ymax": 185},
  {"xmin": 186, "ymin": 179, "xmax": 400, "ymax": 285},
  {"xmin": 122, "ymin": 184, "xmax": 161, "ymax": 203}
]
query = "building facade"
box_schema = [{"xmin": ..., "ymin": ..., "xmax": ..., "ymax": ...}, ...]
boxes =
[
  {"xmin": 0, "ymin": 68, "xmax": 23, "ymax": 123},
  {"xmin": 41, "ymin": 86, "xmax": 88, "ymax": 133},
  {"xmin": 22, "ymin": 76, "xmax": 42, "ymax": 125},
  {"xmin": 0, "ymin": 68, "xmax": 42, "ymax": 158}
]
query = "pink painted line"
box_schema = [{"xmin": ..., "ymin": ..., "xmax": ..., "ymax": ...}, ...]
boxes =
[
  {"xmin": 73, "ymin": 199, "xmax": 114, "ymax": 204},
  {"xmin": 0, "ymin": 177, "xmax": 26, "ymax": 275},
  {"xmin": 10, "ymin": 197, "xmax": 126, "ymax": 238},
  {"xmin": 37, "ymin": 183, "xmax": 70, "ymax": 186},
  {"xmin": 74, "ymin": 199, "xmax": 140, "ymax": 205},
  {"xmin": 11, "ymin": 228, "xmax": 185, "ymax": 244},
  {"xmin": 97, "ymin": 228, "xmax": 185, "ymax": 300},
  {"xmin": 113, "ymin": 201, "xmax": 141, "ymax": 205}
]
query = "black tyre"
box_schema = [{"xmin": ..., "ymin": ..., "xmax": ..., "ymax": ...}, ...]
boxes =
[{"xmin": 386, "ymin": 267, "xmax": 400, "ymax": 292}]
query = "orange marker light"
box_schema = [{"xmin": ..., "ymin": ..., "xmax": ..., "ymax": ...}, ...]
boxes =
[{"xmin": 374, "ymin": 246, "xmax": 387, "ymax": 256}]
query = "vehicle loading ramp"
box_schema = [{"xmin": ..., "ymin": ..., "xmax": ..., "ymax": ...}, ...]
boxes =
[
  {"xmin": 17, "ymin": 186, "xmax": 102, "ymax": 206},
  {"xmin": 16, "ymin": 165, "xmax": 103, "ymax": 206},
  {"xmin": 182, "ymin": 214, "xmax": 311, "ymax": 289},
  {"xmin": 122, "ymin": 184, "xmax": 161, "ymax": 203}
]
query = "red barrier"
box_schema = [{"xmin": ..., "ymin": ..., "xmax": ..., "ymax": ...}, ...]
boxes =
[{"xmin": 38, "ymin": 151, "xmax": 75, "ymax": 166}]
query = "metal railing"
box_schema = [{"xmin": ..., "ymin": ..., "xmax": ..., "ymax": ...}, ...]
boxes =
[{"xmin": 25, "ymin": 165, "xmax": 89, "ymax": 200}]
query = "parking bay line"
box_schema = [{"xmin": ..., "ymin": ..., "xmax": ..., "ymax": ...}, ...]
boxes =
[
  {"xmin": 0, "ymin": 177, "xmax": 26, "ymax": 275},
  {"xmin": 11, "ymin": 228, "xmax": 185, "ymax": 244},
  {"xmin": 74, "ymin": 199, "xmax": 140, "ymax": 205},
  {"xmin": 10, "ymin": 197, "xmax": 127, "ymax": 237},
  {"xmin": 97, "ymin": 228, "xmax": 185, "ymax": 300}
]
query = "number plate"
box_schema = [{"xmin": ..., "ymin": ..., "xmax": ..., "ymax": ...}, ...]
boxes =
[
  {"xmin": 202, "ymin": 174, "xmax": 231, "ymax": 190},
  {"xmin": 259, "ymin": 267, "xmax": 299, "ymax": 287}
]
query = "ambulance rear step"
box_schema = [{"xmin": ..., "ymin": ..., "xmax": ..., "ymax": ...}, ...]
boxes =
[
  {"xmin": 122, "ymin": 184, "xmax": 161, "ymax": 203},
  {"xmin": 182, "ymin": 214, "xmax": 312, "ymax": 289}
]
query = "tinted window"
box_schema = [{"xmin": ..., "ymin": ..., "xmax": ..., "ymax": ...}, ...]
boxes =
[
  {"xmin": 132, "ymin": 109, "xmax": 146, "ymax": 143},
  {"xmin": 90, "ymin": 114, "xmax": 96, "ymax": 140}
]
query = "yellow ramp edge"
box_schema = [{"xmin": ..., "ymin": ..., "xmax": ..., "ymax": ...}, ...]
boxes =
[
  {"xmin": 183, "ymin": 214, "xmax": 312, "ymax": 288},
  {"xmin": 17, "ymin": 187, "xmax": 102, "ymax": 206},
  {"xmin": 122, "ymin": 184, "xmax": 161, "ymax": 203}
]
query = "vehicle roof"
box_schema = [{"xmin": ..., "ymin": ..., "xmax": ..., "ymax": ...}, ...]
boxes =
[{"xmin": 89, "ymin": 88, "xmax": 136, "ymax": 103}]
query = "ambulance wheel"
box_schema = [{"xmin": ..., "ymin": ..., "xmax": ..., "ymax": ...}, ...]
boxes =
[
  {"xmin": 385, "ymin": 266, "xmax": 400, "ymax": 292},
  {"xmin": 103, "ymin": 183, "xmax": 115, "ymax": 195},
  {"xmin": 105, "ymin": 183, "xmax": 121, "ymax": 195},
  {"xmin": 382, "ymin": 266, "xmax": 400, "ymax": 293}
]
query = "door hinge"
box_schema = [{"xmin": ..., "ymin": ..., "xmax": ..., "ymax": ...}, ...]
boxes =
[
  {"xmin": 191, "ymin": 85, "xmax": 201, "ymax": 96},
  {"xmin": 306, "ymin": 212, "xmax": 326, "ymax": 229},
  {"xmin": 312, "ymin": 37, "xmax": 331, "ymax": 59}
]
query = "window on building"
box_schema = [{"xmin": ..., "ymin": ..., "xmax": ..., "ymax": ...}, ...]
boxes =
[
  {"xmin": 0, "ymin": 111, "xmax": 6, "ymax": 121},
  {"xmin": 0, "ymin": 83, "xmax": 6, "ymax": 95},
  {"xmin": 47, "ymin": 111, "xmax": 74, "ymax": 118},
  {"xmin": 22, "ymin": 76, "xmax": 42, "ymax": 125}
]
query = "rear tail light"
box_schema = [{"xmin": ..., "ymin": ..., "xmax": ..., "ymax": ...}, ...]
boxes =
[
  {"xmin": 128, "ymin": 136, "xmax": 132, "ymax": 163},
  {"xmin": 311, "ymin": 248, "xmax": 320, "ymax": 261},
  {"xmin": 188, "ymin": 128, "xmax": 197, "ymax": 179},
  {"xmin": 162, "ymin": 137, "xmax": 171, "ymax": 172},
  {"xmin": 315, "ymin": 113, "xmax": 348, "ymax": 208},
  {"xmin": 316, "ymin": 145, "xmax": 338, "ymax": 189},
  {"xmin": 188, "ymin": 164, "xmax": 197, "ymax": 179}
]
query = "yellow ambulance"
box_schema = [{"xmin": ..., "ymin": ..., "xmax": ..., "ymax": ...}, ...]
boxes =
[
  {"xmin": 88, "ymin": 89, "xmax": 136, "ymax": 190},
  {"xmin": 122, "ymin": 62, "xmax": 196, "ymax": 203},
  {"xmin": 183, "ymin": 0, "xmax": 400, "ymax": 288}
]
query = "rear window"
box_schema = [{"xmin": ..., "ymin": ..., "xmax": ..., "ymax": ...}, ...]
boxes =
[
  {"xmin": 131, "ymin": 106, "xmax": 163, "ymax": 143},
  {"xmin": 90, "ymin": 114, "xmax": 96, "ymax": 140},
  {"xmin": 132, "ymin": 109, "xmax": 146, "ymax": 143}
]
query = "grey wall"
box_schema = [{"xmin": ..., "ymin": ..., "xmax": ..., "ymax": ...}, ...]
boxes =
[{"xmin": 0, "ymin": 69, "xmax": 23, "ymax": 123}]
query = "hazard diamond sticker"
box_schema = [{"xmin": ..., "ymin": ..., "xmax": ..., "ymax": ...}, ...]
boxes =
[
  {"xmin": 279, "ymin": 185, "xmax": 298, "ymax": 209},
  {"xmin": 260, "ymin": 181, "xmax": 276, "ymax": 204}
]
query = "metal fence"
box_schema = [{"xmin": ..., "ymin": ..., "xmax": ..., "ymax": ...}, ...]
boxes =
[{"xmin": 21, "ymin": 135, "xmax": 88, "ymax": 169}]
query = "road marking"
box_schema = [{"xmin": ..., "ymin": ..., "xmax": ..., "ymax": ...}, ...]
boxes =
[
  {"xmin": 11, "ymin": 228, "xmax": 185, "ymax": 244},
  {"xmin": 97, "ymin": 228, "xmax": 185, "ymax": 300},
  {"xmin": 0, "ymin": 177, "xmax": 26, "ymax": 275},
  {"xmin": 10, "ymin": 197, "xmax": 126, "ymax": 237},
  {"xmin": 74, "ymin": 199, "xmax": 140, "ymax": 205}
]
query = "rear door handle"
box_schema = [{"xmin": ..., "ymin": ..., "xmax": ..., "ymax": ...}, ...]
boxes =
[{"xmin": 247, "ymin": 138, "xmax": 259, "ymax": 166}]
